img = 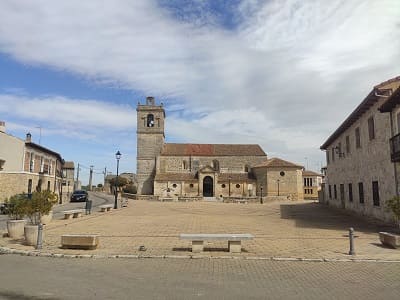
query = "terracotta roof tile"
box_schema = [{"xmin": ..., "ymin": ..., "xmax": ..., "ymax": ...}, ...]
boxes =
[
  {"xmin": 253, "ymin": 157, "xmax": 303, "ymax": 169},
  {"xmin": 302, "ymin": 170, "xmax": 322, "ymax": 177},
  {"xmin": 161, "ymin": 143, "xmax": 266, "ymax": 156}
]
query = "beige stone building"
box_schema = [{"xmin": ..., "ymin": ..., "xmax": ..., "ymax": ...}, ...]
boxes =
[
  {"xmin": 320, "ymin": 76, "xmax": 400, "ymax": 222},
  {"xmin": 302, "ymin": 170, "xmax": 323, "ymax": 200},
  {"xmin": 62, "ymin": 161, "xmax": 75, "ymax": 197},
  {"xmin": 136, "ymin": 97, "xmax": 304, "ymax": 200},
  {"xmin": 0, "ymin": 122, "xmax": 64, "ymax": 203}
]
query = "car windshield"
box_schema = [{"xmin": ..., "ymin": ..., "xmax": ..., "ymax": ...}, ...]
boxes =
[{"xmin": 73, "ymin": 191, "xmax": 86, "ymax": 195}]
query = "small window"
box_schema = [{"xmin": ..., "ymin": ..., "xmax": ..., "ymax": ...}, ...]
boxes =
[
  {"xmin": 212, "ymin": 160, "xmax": 219, "ymax": 171},
  {"xmin": 372, "ymin": 181, "xmax": 380, "ymax": 206},
  {"xmin": 147, "ymin": 114, "xmax": 154, "ymax": 127},
  {"xmin": 355, "ymin": 127, "xmax": 361, "ymax": 148},
  {"xmin": 47, "ymin": 181, "xmax": 51, "ymax": 191},
  {"xmin": 326, "ymin": 151, "xmax": 330, "ymax": 164},
  {"xmin": 280, "ymin": 171, "xmax": 285, "ymax": 177},
  {"xmin": 331, "ymin": 147, "xmax": 335, "ymax": 161},
  {"xmin": 183, "ymin": 161, "xmax": 187, "ymax": 170},
  {"xmin": 172, "ymin": 183, "xmax": 177, "ymax": 188},
  {"xmin": 328, "ymin": 185, "xmax": 332, "ymax": 199},
  {"xmin": 236, "ymin": 184, "xmax": 240, "ymax": 188},
  {"xmin": 221, "ymin": 184, "xmax": 226, "ymax": 188},
  {"xmin": 368, "ymin": 117, "xmax": 375, "ymax": 140},
  {"xmin": 348, "ymin": 183, "xmax": 353, "ymax": 202},
  {"xmin": 358, "ymin": 182, "xmax": 364, "ymax": 204},
  {"xmin": 189, "ymin": 183, "xmax": 194, "ymax": 188},
  {"xmin": 28, "ymin": 179, "xmax": 32, "ymax": 195},
  {"xmin": 346, "ymin": 135, "xmax": 350, "ymax": 154},
  {"xmin": 334, "ymin": 184, "xmax": 337, "ymax": 199},
  {"xmin": 340, "ymin": 184, "xmax": 344, "ymax": 201}
]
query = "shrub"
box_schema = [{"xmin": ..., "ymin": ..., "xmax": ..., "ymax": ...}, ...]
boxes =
[
  {"xmin": 5, "ymin": 194, "xmax": 29, "ymax": 220},
  {"xmin": 25, "ymin": 190, "xmax": 58, "ymax": 225},
  {"xmin": 123, "ymin": 184, "xmax": 137, "ymax": 194}
]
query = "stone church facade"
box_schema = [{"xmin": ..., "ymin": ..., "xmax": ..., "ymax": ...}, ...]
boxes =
[{"xmin": 137, "ymin": 97, "xmax": 304, "ymax": 200}]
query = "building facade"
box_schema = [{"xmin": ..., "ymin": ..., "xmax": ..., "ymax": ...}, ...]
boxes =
[
  {"xmin": 136, "ymin": 98, "xmax": 304, "ymax": 200},
  {"xmin": 320, "ymin": 76, "xmax": 400, "ymax": 222},
  {"xmin": 0, "ymin": 122, "xmax": 64, "ymax": 202},
  {"xmin": 302, "ymin": 170, "xmax": 323, "ymax": 200}
]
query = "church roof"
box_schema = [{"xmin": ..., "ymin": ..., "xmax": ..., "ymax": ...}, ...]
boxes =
[
  {"xmin": 253, "ymin": 157, "xmax": 303, "ymax": 169},
  {"xmin": 160, "ymin": 143, "xmax": 266, "ymax": 157}
]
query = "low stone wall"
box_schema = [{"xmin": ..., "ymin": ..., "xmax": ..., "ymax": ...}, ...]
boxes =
[
  {"xmin": 178, "ymin": 196, "xmax": 202, "ymax": 202},
  {"xmin": 136, "ymin": 195, "xmax": 159, "ymax": 201}
]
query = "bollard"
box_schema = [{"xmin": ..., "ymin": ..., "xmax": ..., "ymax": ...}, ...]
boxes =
[
  {"xmin": 348, "ymin": 227, "xmax": 355, "ymax": 255},
  {"xmin": 36, "ymin": 223, "xmax": 43, "ymax": 250}
]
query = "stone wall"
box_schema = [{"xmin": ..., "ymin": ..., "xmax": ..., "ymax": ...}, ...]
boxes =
[{"xmin": 324, "ymin": 87, "xmax": 399, "ymax": 222}]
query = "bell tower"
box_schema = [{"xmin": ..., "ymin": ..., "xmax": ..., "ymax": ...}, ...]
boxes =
[{"xmin": 136, "ymin": 96, "xmax": 165, "ymax": 195}]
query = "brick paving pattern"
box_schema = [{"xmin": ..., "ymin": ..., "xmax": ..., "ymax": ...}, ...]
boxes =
[{"xmin": 1, "ymin": 195, "xmax": 399, "ymax": 260}]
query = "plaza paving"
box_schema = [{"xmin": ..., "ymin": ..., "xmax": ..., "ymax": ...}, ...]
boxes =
[{"xmin": 1, "ymin": 194, "xmax": 399, "ymax": 260}]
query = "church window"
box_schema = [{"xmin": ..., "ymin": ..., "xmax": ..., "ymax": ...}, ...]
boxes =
[
  {"xmin": 221, "ymin": 184, "xmax": 226, "ymax": 188},
  {"xmin": 183, "ymin": 160, "xmax": 187, "ymax": 170},
  {"xmin": 189, "ymin": 183, "xmax": 194, "ymax": 188},
  {"xmin": 280, "ymin": 171, "xmax": 285, "ymax": 177},
  {"xmin": 147, "ymin": 114, "xmax": 155, "ymax": 127},
  {"xmin": 244, "ymin": 165, "xmax": 250, "ymax": 172},
  {"xmin": 236, "ymin": 184, "xmax": 240, "ymax": 188},
  {"xmin": 172, "ymin": 183, "xmax": 177, "ymax": 188},
  {"xmin": 212, "ymin": 160, "xmax": 219, "ymax": 170}
]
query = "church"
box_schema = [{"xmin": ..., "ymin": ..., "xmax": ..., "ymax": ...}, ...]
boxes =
[{"xmin": 136, "ymin": 97, "xmax": 304, "ymax": 200}]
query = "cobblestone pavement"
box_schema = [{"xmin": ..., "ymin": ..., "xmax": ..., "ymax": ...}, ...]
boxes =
[
  {"xmin": 0, "ymin": 255, "xmax": 399, "ymax": 299},
  {"xmin": 1, "ymin": 194, "xmax": 399, "ymax": 260}
]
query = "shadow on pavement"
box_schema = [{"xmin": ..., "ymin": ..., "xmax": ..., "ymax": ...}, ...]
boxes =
[{"xmin": 279, "ymin": 202, "xmax": 397, "ymax": 234}]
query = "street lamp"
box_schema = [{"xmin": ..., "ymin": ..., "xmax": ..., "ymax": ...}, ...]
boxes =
[
  {"xmin": 277, "ymin": 179, "xmax": 280, "ymax": 196},
  {"xmin": 228, "ymin": 176, "xmax": 231, "ymax": 197},
  {"xmin": 114, "ymin": 151, "xmax": 122, "ymax": 209},
  {"xmin": 260, "ymin": 186, "xmax": 263, "ymax": 204}
]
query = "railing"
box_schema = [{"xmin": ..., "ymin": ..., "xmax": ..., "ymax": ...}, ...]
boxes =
[{"xmin": 390, "ymin": 133, "xmax": 400, "ymax": 162}]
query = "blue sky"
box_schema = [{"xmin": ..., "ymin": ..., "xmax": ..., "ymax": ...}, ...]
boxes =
[{"xmin": 0, "ymin": 0, "xmax": 399, "ymax": 185}]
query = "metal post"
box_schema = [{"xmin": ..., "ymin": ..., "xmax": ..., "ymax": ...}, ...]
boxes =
[
  {"xmin": 228, "ymin": 176, "xmax": 231, "ymax": 197},
  {"xmin": 260, "ymin": 187, "xmax": 263, "ymax": 204},
  {"xmin": 114, "ymin": 158, "xmax": 120, "ymax": 209},
  {"xmin": 349, "ymin": 227, "xmax": 355, "ymax": 255},
  {"xmin": 277, "ymin": 179, "xmax": 280, "ymax": 196},
  {"xmin": 36, "ymin": 223, "xmax": 43, "ymax": 250}
]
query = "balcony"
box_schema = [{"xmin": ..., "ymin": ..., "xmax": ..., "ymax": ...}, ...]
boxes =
[{"xmin": 390, "ymin": 133, "xmax": 400, "ymax": 162}]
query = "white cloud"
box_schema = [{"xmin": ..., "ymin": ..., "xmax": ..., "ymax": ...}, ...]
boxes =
[{"xmin": 0, "ymin": 0, "xmax": 399, "ymax": 171}]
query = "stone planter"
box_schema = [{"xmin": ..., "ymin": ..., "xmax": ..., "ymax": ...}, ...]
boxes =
[
  {"xmin": 24, "ymin": 225, "xmax": 45, "ymax": 246},
  {"xmin": 379, "ymin": 232, "xmax": 400, "ymax": 249},
  {"xmin": 40, "ymin": 210, "xmax": 53, "ymax": 225},
  {"xmin": 7, "ymin": 219, "xmax": 26, "ymax": 239}
]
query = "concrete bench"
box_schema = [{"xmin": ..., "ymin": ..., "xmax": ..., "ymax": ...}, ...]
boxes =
[
  {"xmin": 180, "ymin": 233, "xmax": 254, "ymax": 253},
  {"xmin": 62, "ymin": 209, "xmax": 85, "ymax": 219},
  {"xmin": 99, "ymin": 204, "xmax": 113, "ymax": 212},
  {"xmin": 379, "ymin": 232, "xmax": 400, "ymax": 248},
  {"xmin": 61, "ymin": 234, "xmax": 99, "ymax": 250}
]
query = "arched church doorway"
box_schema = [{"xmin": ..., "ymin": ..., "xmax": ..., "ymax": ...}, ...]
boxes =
[{"xmin": 203, "ymin": 176, "xmax": 213, "ymax": 197}]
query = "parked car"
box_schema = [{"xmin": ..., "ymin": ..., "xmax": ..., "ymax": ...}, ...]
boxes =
[
  {"xmin": 0, "ymin": 202, "xmax": 9, "ymax": 214},
  {"xmin": 70, "ymin": 190, "xmax": 88, "ymax": 202}
]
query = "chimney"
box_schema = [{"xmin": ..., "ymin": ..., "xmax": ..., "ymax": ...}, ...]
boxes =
[
  {"xmin": 26, "ymin": 132, "xmax": 32, "ymax": 143},
  {"xmin": 0, "ymin": 121, "xmax": 5, "ymax": 133},
  {"xmin": 146, "ymin": 96, "xmax": 155, "ymax": 106}
]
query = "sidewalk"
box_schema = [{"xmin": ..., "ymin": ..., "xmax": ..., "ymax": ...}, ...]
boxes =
[{"xmin": 1, "ymin": 198, "xmax": 399, "ymax": 261}]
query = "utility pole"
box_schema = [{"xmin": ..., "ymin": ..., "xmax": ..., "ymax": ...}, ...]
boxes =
[
  {"xmin": 89, "ymin": 165, "xmax": 94, "ymax": 191},
  {"xmin": 76, "ymin": 163, "xmax": 80, "ymax": 190},
  {"xmin": 103, "ymin": 167, "xmax": 107, "ymax": 192}
]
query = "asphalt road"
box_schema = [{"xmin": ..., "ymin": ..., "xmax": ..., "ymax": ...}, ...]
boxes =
[
  {"xmin": 0, "ymin": 255, "xmax": 399, "ymax": 299},
  {"xmin": 0, "ymin": 192, "xmax": 113, "ymax": 230}
]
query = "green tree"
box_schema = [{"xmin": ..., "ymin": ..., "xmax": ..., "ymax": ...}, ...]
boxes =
[
  {"xmin": 109, "ymin": 177, "xmax": 129, "ymax": 192},
  {"xmin": 25, "ymin": 190, "xmax": 58, "ymax": 225},
  {"xmin": 5, "ymin": 194, "xmax": 28, "ymax": 220}
]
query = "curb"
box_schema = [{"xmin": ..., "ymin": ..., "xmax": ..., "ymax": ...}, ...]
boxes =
[{"xmin": 1, "ymin": 246, "xmax": 400, "ymax": 263}]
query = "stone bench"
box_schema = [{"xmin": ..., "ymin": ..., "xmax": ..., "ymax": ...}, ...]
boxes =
[
  {"xmin": 99, "ymin": 204, "xmax": 113, "ymax": 212},
  {"xmin": 379, "ymin": 232, "xmax": 400, "ymax": 248},
  {"xmin": 61, "ymin": 234, "xmax": 99, "ymax": 250},
  {"xmin": 62, "ymin": 209, "xmax": 85, "ymax": 219},
  {"xmin": 180, "ymin": 233, "xmax": 254, "ymax": 253},
  {"xmin": 233, "ymin": 199, "xmax": 249, "ymax": 204}
]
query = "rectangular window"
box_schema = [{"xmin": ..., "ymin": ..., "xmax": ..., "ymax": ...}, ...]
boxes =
[
  {"xmin": 355, "ymin": 127, "xmax": 361, "ymax": 148},
  {"xmin": 372, "ymin": 181, "xmax": 380, "ymax": 206},
  {"xmin": 47, "ymin": 181, "xmax": 51, "ymax": 191},
  {"xmin": 348, "ymin": 183, "xmax": 353, "ymax": 202},
  {"xmin": 368, "ymin": 117, "xmax": 375, "ymax": 140},
  {"xmin": 29, "ymin": 153, "xmax": 34, "ymax": 172},
  {"xmin": 358, "ymin": 182, "xmax": 364, "ymax": 204},
  {"xmin": 304, "ymin": 178, "xmax": 307, "ymax": 186},
  {"xmin": 329, "ymin": 185, "xmax": 332, "ymax": 199},
  {"xmin": 331, "ymin": 147, "xmax": 335, "ymax": 162},
  {"xmin": 340, "ymin": 184, "xmax": 344, "ymax": 201},
  {"xmin": 346, "ymin": 135, "xmax": 350, "ymax": 154},
  {"xmin": 326, "ymin": 151, "xmax": 330, "ymax": 164},
  {"xmin": 334, "ymin": 184, "xmax": 337, "ymax": 199}
]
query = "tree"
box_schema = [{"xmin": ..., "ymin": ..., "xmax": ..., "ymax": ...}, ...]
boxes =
[
  {"xmin": 25, "ymin": 190, "xmax": 58, "ymax": 225},
  {"xmin": 109, "ymin": 177, "xmax": 129, "ymax": 192},
  {"xmin": 5, "ymin": 194, "xmax": 28, "ymax": 220}
]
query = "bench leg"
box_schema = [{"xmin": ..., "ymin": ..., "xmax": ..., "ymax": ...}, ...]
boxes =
[
  {"xmin": 73, "ymin": 212, "xmax": 82, "ymax": 218},
  {"xmin": 64, "ymin": 214, "xmax": 73, "ymax": 220},
  {"xmin": 228, "ymin": 241, "xmax": 242, "ymax": 253},
  {"xmin": 192, "ymin": 240, "xmax": 204, "ymax": 253},
  {"xmin": 100, "ymin": 208, "xmax": 106, "ymax": 212},
  {"xmin": 107, "ymin": 207, "xmax": 111, "ymax": 211}
]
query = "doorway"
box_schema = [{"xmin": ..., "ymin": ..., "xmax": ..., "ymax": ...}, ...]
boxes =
[{"xmin": 203, "ymin": 176, "xmax": 213, "ymax": 197}]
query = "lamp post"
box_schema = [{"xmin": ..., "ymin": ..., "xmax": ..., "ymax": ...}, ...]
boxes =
[
  {"xmin": 277, "ymin": 179, "xmax": 280, "ymax": 196},
  {"xmin": 114, "ymin": 151, "xmax": 121, "ymax": 209},
  {"xmin": 228, "ymin": 176, "xmax": 231, "ymax": 197},
  {"xmin": 260, "ymin": 186, "xmax": 263, "ymax": 204}
]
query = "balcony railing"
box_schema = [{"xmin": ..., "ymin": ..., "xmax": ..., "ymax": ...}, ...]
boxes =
[{"xmin": 390, "ymin": 133, "xmax": 400, "ymax": 162}]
